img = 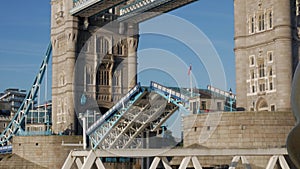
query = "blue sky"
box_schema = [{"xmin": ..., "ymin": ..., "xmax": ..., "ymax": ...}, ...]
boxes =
[{"xmin": 0, "ymin": 1, "xmax": 235, "ymax": 94}]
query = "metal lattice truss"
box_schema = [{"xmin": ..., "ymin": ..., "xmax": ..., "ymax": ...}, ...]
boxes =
[
  {"xmin": 70, "ymin": 0, "xmax": 196, "ymax": 23},
  {"xmin": 88, "ymin": 81, "xmax": 190, "ymax": 150},
  {"xmin": 0, "ymin": 44, "xmax": 52, "ymax": 146},
  {"xmin": 118, "ymin": 0, "xmax": 196, "ymax": 22},
  {"xmin": 89, "ymin": 91, "xmax": 179, "ymax": 149}
]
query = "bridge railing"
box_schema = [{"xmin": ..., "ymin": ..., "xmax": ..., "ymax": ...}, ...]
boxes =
[{"xmin": 150, "ymin": 81, "xmax": 191, "ymax": 102}]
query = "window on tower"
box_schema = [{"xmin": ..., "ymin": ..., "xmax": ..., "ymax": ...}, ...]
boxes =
[
  {"xmin": 259, "ymin": 83, "xmax": 265, "ymax": 92},
  {"xmin": 269, "ymin": 11, "xmax": 273, "ymax": 28},
  {"xmin": 249, "ymin": 56, "xmax": 255, "ymax": 66},
  {"xmin": 258, "ymin": 13, "xmax": 265, "ymax": 31},
  {"xmin": 251, "ymin": 71, "xmax": 255, "ymax": 79},
  {"xmin": 259, "ymin": 63, "xmax": 265, "ymax": 77},
  {"xmin": 96, "ymin": 36, "xmax": 109, "ymax": 54},
  {"xmin": 267, "ymin": 51, "xmax": 273, "ymax": 62},
  {"xmin": 269, "ymin": 82, "xmax": 273, "ymax": 90},
  {"xmin": 250, "ymin": 16, "xmax": 255, "ymax": 33}
]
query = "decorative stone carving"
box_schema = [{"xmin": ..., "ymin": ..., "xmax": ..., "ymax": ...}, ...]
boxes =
[{"xmin": 54, "ymin": 2, "xmax": 64, "ymax": 24}]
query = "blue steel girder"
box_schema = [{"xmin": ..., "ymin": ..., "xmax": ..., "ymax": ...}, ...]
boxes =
[
  {"xmin": 118, "ymin": 0, "xmax": 197, "ymax": 22},
  {"xmin": 149, "ymin": 103, "xmax": 178, "ymax": 131},
  {"xmin": 122, "ymin": 95, "xmax": 167, "ymax": 149},
  {"xmin": 106, "ymin": 107, "xmax": 146, "ymax": 149},
  {"xmin": 70, "ymin": 0, "xmax": 127, "ymax": 17},
  {"xmin": 102, "ymin": 93, "xmax": 170, "ymax": 149},
  {"xmin": 0, "ymin": 43, "xmax": 52, "ymax": 146},
  {"xmin": 89, "ymin": 90, "xmax": 146, "ymax": 149},
  {"xmin": 150, "ymin": 81, "xmax": 191, "ymax": 111},
  {"xmin": 87, "ymin": 84, "xmax": 143, "ymax": 135}
]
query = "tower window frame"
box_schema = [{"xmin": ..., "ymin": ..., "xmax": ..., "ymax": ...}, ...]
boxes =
[
  {"xmin": 252, "ymin": 85, "xmax": 255, "ymax": 93},
  {"xmin": 269, "ymin": 82, "xmax": 273, "ymax": 90},
  {"xmin": 267, "ymin": 51, "xmax": 273, "ymax": 62},
  {"xmin": 249, "ymin": 55, "xmax": 255, "ymax": 66},
  {"xmin": 270, "ymin": 104, "xmax": 276, "ymax": 111},
  {"xmin": 258, "ymin": 63, "xmax": 265, "ymax": 78},
  {"xmin": 268, "ymin": 10, "xmax": 273, "ymax": 29},
  {"xmin": 257, "ymin": 12, "xmax": 265, "ymax": 32},
  {"xmin": 249, "ymin": 15, "xmax": 255, "ymax": 34}
]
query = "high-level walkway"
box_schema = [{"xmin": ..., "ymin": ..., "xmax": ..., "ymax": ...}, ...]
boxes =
[{"xmin": 70, "ymin": 0, "xmax": 196, "ymax": 23}]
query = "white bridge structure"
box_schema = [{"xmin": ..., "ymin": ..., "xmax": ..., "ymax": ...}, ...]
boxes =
[{"xmin": 62, "ymin": 148, "xmax": 292, "ymax": 169}]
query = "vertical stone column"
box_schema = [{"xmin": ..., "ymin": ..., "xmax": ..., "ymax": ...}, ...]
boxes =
[
  {"xmin": 273, "ymin": 0, "xmax": 293, "ymax": 111},
  {"xmin": 51, "ymin": 0, "xmax": 79, "ymax": 134},
  {"xmin": 234, "ymin": 0, "xmax": 247, "ymax": 109},
  {"xmin": 126, "ymin": 23, "xmax": 139, "ymax": 90}
]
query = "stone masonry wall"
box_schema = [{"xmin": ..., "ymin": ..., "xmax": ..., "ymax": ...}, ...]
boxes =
[
  {"xmin": 13, "ymin": 135, "xmax": 82, "ymax": 169},
  {"xmin": 182, "ymin": 111, "xmax": 296, "ymax": 168}
]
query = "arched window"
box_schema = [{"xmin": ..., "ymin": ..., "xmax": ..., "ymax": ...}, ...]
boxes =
[
  {"xmin": 96, "ymin": 37, "xmax": 109, "ymax": 54},
  {"xmin": 256, "ymin": 97, "xmax": 268, "ymax": 111},
  {"xmin": 96, "ymin": 65, "xmax": 110, "ymax": 86}
]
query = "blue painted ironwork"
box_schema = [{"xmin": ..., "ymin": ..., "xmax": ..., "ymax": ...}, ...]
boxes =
[
  {"xmin": 87, "ymin": 83, "xmax": 142, "ymax": 135},
  {"xmin": 0, "ymin": 43, "xmax": 52, "ymax": 146},
  {"xmin": 150, "ymin": 81, "xmax": 190, "ymax": 102},
  {"xmin": 88, "ymin": 85, "xmax": 145, "ymax": 149},
  {"xmin": 70, "ymin": 0, "xmax": 127, "ymax": 17},
  {"xmin": 119, "ymin": 0, "xmax": 173, "ymax": 17},
  {"xmin": 0, "ymin": 145, "xmax": 12, "ymax": 154}
]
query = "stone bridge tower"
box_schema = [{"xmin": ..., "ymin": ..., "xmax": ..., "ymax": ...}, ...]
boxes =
[
  {"xmin": 234, "ymin": 0, "xmax": 299, "ymax": 111},
  {"xmin": 50, "ymin": 0, "xmax": 139, "ymax": 134}
]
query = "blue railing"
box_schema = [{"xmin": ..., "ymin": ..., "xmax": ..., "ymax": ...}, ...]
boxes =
[{"xmin": 150, "ymin": 81, "xmax": 191, "ymax": 102}]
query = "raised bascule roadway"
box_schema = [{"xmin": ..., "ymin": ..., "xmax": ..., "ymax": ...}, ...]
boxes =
[{"xmin": 0, "ymin": 0, "xmax": 297, "ymax": 168}]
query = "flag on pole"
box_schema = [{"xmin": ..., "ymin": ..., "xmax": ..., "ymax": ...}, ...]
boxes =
[{"xmin": 188, "ymin": 64, "xmax": 192, "ymax": 75}]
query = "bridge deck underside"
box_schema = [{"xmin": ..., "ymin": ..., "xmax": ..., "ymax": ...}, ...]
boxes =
[
  {"xmin": 71, "ymin": 0, "xmax": 126, "ymax": 17},
  {"xmin": 89, "ymin": 91, "xmax": 179, "ymax": 149},
  {"xmin": 119, "ymin": 0, "xmax": 197, "ymax": 22}
]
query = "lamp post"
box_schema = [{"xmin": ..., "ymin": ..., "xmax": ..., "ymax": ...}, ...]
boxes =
[
  {"xmin": 229, "ymin": 88, "xmax": 234, "ymax": 112},
  {"xmin": 80, "ymin": 94, "xmax": 87, "ymax": 150}
]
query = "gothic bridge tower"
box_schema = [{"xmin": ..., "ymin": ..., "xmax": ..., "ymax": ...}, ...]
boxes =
[
  {"xmin": 51, "ymin": 0, "xmax": 139, "ymax": 134},
  {"xmin": 234, "ymin": 0, "xmax": 300, "ymax": 111}
]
